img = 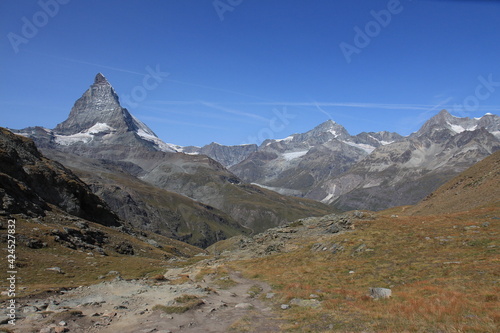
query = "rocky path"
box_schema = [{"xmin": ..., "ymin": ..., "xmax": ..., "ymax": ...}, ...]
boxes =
[{"xmin": 4, "ymin": 262, "xmax": 283, "ymax": 333}]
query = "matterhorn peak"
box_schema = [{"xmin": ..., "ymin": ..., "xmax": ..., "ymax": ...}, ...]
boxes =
[
  {"xmin": 94, "ymin": 73, "xmax": 110, "ymax": 85},
  {"xmin": 54, "ymin": 73, "xmax": 124, "ymax": 135},
  {"xmin": 50, "ymin": 73, "xmax": 179, "ymax": 152}
]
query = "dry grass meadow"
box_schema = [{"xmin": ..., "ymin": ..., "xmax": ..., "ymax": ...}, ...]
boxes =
[{"xmin": 230, "ymin": 206, "xmax": 499, "ymax": 332}]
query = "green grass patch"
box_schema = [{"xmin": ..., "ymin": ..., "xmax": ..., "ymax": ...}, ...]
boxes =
[{"xmin": 247, "ymin": 284, "xmax": 263, "ymax": 298}]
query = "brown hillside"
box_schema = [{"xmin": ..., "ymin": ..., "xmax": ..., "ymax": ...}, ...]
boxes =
[{"xmin": 407, "ymin": 150, "xmax": 500, "ymax": 215}]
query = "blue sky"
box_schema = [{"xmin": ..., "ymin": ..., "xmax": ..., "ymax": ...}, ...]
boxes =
[{"xmin": 1, "ymin": 0, "xmax": 499, "ymax": 146}]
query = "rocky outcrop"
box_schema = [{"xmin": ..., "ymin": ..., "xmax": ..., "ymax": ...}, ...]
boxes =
[
  {"xmin": 0, "ymin": 127, "xmax": 120, "ymax": 226},
  {"xmin": 206, "ymin": 212, "xmax": 357, "ymax": 258}
]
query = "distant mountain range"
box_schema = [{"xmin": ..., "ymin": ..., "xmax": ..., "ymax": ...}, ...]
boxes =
[
  {"xmin": 11, "ymin": 73, "xmax": 500, "ymax": 244},
  {"xmin": 13, "ymin": 74, "xmax": 333, "ymax": 247},
  {"xmin": 170, "ymin": 109, "xmax": 499, "ymax": 212},
  {"xmin": 313, "ymin": 110, "xmax": 499, "ymax": 210},
  {"xmin": 226, "ymin": 109, "xmax": 498, "ymax": 211}
]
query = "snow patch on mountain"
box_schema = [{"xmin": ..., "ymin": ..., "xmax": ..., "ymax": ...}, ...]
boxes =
[
  {"xmin": 328, "ymin": 128, "xmax": 340, "ymax": 137},
  {"xmin": 131, "ymin": 115, "xmax": 156, "ymax": 137},
  {"xmin": 136, "ymin": 129, "xmax": 181, "ymax": 153},
  {"xmin": 448, "ymin": 123, "xmax": 478, "ymax": 134},
  {"xmin": 131, "ymin": 116, "xmax": 181, "ymax": 153},
  {"xmin": 54, "ymin": 122, "xmax": 116, "ymax": 145},
  {"xmin": 87, "ymin": 122, "xmax": 115, "ymax": 134},
  {"xmin": 343, "ymin": 141, "xmax": 376, "ymax": 154},
  {"xmin": 276, "ymin": 135, "xmax": 294, "ymax": 143},
  {"xmin": 321, "ymin": 192, "xmax": 335, "ymax": 204},
  {"xmin": 476, "ymin": 113, "xmax": 493, "ymax": 119},
  {"xmin": 266, "ymin": 135, "xmax": 294, "ymax": 146},
  {"xmin": 282, "ymin": 150, "xmax": 309, "ymax": 161},
  {"xmin": 136, "ymin": 129, "xmax": 157, "ymax": 141},
  {"xmin": 55, "ymin": 132, "xmax": 93, "ymax": 145}
]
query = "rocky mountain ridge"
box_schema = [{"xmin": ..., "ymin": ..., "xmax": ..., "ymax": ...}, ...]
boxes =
[
  {"xmin": 323, "ymin": 111, "xmax": 500, "ymax": 210},
  {"xmin": 229, "ymin": 120, "xmax": 404, "ymax": 198}
]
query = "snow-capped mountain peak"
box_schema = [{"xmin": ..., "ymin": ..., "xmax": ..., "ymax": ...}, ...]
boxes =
[
  {"xmin": 50, "ymin": 73, "xmax": 179, "ymax": 152},
  {"xmin": 311, "ymin": 119, "xmax": 349, "ymax": 138},
  {"xmin": 414, "ymin": 109, "xmax": 500, "ymax": 139}
]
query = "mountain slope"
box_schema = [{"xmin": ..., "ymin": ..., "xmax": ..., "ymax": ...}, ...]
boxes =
[
  {"xmin": 0, "ymin": 127, "xmax": 120, "ymax": 227},
  {"xmin": 0, "ymin": 129, "xmax": 204, "ymax": 299},
  {"xmin": 138, "ymin": 151, "xmax": 335, "ymax": 233},
  {"xmin": 42, "ymin": 149, "xmax": 250, "ymax": 248},
  {"xmin": 407, "ymin": 150, "xmax": 500, "ymax": 215}
]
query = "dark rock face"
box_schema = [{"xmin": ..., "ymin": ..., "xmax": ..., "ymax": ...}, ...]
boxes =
[
  {"xmin": 94, "ymin": 72, "xmax": 108, "ymax": 85},
  {"xmin": 51, "ymin": 226, "xmax": 109, "ymax": 254},
  {"xmin": 114, "ymin": 241, "xmax": 134, "ymax": 255},
  {"xmin": 0, "ymin": 127, "xmax": 121, "ymax": 226}
]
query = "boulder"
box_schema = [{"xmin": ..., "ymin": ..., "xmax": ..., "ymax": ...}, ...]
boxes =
[
  {"xmin": 369, "ymin": 287, "xmax": 392, "ymax": 299},
  {"xmin": 289, "ymin": 298, "xmax": 321, "ymax": 308}
]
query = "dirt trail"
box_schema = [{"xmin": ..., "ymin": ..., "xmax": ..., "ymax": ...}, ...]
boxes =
[{"xmin": 8, "ymin": 262, "xmax": 283, "ymax": 333}]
